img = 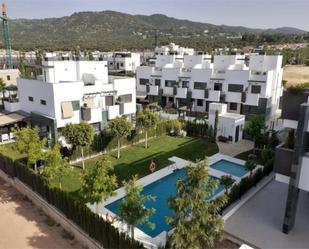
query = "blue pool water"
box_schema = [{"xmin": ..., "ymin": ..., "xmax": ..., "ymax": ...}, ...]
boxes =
[
  {"xmin": 211, "ymin": 160, "xmax": 248, "ymax": 177},
  {"xmin": 105, "ymin": 168, "xmax": 225, "ymax": 237}
]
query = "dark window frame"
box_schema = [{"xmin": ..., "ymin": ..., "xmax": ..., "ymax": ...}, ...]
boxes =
[
  {"xmin": 197, "ymin": 99, "xmax": 204, "ymax": 106},
  {"xmin": 40, "ymin": 99, "xmax": 47, "ymax": 105},
  {"xmin": 139, "ymin": 78, "xmax": 149, "ymax": 85},
  {"xmin": 194, "ymin": 82, "xmax": 207, "ymax": 90},
  {"xmin": 229, "ymin": 102, "xmax": 238, "ymax": 111},
  {"xmin": 251, "ymin": 85, "xmax": 261, "ymax": 94},
  {"xmin": 28, "ymin": 96, "xmax": 34, "ymax": 102},
  {"xmin": 214, "ymin": 83, "xmax": 222, "ymax": 91},
  {"xmin": 228, "ymin": 84, "xmax": 244, "ymax": 92}
]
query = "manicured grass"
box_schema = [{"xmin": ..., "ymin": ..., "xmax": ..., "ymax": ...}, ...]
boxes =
[
  {"xmin": 0, "ymin": 143, "xmax": 24, "ymax": 161},
  {"xmin": 61, "ymin": 136, "xmax": 219, "ymax": 195}
]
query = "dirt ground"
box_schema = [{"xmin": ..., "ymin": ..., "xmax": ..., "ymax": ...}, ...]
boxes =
[
  {"xmin": 0, "ymin": 178, "xmax": 83, "ymax": 249},
  {"xmin": 283, "ymin": 65, "xmax": 309, "ymax": 85}
]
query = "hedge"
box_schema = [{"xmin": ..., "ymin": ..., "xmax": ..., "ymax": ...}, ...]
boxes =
[
  {"xmin": 182, "ymin": 121, "xmax": 215, "ymax": 141},
  {"xmin": 1, "ymin": 156, "xmax": 144, "ymax": 249}
]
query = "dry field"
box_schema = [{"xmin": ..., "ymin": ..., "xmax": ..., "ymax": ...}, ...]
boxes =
[
  {"xmin": 0, "ymin": 178, "xmax": 82, "ymax": 249},
  {"xmin": 283, "ymin": 65, "xmax": 309, "ymax": 85}
]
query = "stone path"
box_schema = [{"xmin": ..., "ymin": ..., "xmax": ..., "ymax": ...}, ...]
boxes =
[
  {"xmin": 0, "ymin": 178, "xmax": 82, "ymax": 249},
  {"xmin": 217, "ymin": 139, "xmax": 254, "ymax": 157}
]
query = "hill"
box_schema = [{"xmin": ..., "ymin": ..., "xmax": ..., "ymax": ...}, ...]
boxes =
[{"xmin": 5, "ymin": 11, "xmax": 308, "ymax": 50}]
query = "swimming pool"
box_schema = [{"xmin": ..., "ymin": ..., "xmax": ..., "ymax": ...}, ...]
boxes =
[
  {"xmin": 211, "ymin": 159, "xmax": 248, "ymax": 177},
  {"xmin": 105, "ymin": 168, "xmax": 224, "ymax": 237}
]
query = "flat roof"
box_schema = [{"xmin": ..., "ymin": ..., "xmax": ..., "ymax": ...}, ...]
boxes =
[{"xmin": 221, "ymin": 112, "xmax": 245, "ymax": 120}]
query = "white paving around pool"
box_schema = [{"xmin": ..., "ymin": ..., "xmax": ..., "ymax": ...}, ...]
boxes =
[{"xmin": 87, "ymin": 153, "xmax": 259, "ymax": 249}]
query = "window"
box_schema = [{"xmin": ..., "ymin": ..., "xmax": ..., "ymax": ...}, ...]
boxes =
[
  {"xmin": 71, "ymin": 100, "xmax": 80, "ymax": 111},
  {"xmin": 229, "ymin": 102, "xmax": 238, "ymax": 111},
  {"xmin": 182, "ymin": 81, "xmax": 190, "ymax": 88},
  {"xmin": 120, "ymin": 63, "xmax": 124, "ymax": 67},
  {"xmin": 214, "ymin": 83, "xmax": 222, "ymax": 91},
  {"xmin": 139, "ymin": 78, "xmax": 149, "ymax": 85},
  {"xmin": 40, "ymin": 99, "xmax": 47, "ymax": 105},
  {"xmin": 165, "ymin": 80, "xmax": 177, "ymax": 87},
  {"xmin": 197, "ymin": 99, "xmax": 204, "ymax": 106},
  {"xmin": 28, "ymin": 96, "xmax": 34, "ymax": 102},
  {"xmin": 228, "ymin": 84, "xmax": 243, "ymax": 92},
  {"xmin": 155, "ymin": 79, "xmax": 161, "ymax": 86},
  {"xmin": 6, "ymin": 75, "xmax": 10, "ymax": 81},
  {"xmin": 119, "ymin": 94, "xmax": 132, "ymax": 103},
  {"xmin": 194, "ymin": 82, "xmax": 207, "ymax": 90},
  {"xmin": 251, "ymin": 85, "xmax": 261, "ymax": 94}
]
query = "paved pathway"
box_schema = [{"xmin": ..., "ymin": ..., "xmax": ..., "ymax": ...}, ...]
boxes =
[
  {"xmin": 0, "ymin": 178, "xmax": 82, "ymax": 249},
  {"xmin": 217, "ymin": 139, "xmax": 254, "ymax": 157}
]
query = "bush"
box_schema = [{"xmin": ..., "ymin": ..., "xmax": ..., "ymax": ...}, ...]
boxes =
[
  {"xmin": 287, "ymin": 82, "xmax": 309, "ymax": 95},
  {"xmin": 10, "ymin": 159, "xmax": 144, "ymax": 248}
]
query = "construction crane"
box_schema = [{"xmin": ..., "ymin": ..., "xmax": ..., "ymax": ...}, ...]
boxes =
[{"xmin": 0, "ymin": 1, "xmax": 12, "ymax": 69}]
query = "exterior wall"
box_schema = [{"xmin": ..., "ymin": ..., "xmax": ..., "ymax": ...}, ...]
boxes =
[
  {"xmin": 298, "ymin": 156, "xmax": 309, "ymax": 191},
  {"xmin": 217, "ymin": 117, "xmax": 244, "ymax": 143},
  {"xmin": 0, "ymin": 69, "xmax": 20, "ymax": 85}
]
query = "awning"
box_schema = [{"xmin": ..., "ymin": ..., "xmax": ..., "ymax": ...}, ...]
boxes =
[
  {"xmin": 61, "ymin": 102, "xmax": 74, "ymax": 119},
  {"xmin": 83, "ymin": 98, "xmax": 95, "ymax": 108},
  {"xmin": 0, "ymin": 112, "xmax": 28, "ymax": 127},
  {"xmin": 136, "ymin": 91, "xmax": 147, "ymax": 99}
]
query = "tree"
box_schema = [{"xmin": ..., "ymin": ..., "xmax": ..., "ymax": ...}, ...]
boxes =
[
  {"xmin": 15, "ymin": 127, "xmax": 46, "ymax": 173},
  {"xmin": 214, "ymin": 110, "xmax": 219, "ymax": 137},
  {"xmin": 119, "ymin": 175, "xmax": 155, "ymax": 240},
  {"xmin": 80, "ymin": 157, "xmax": 117, "ymax": 213},
  {"xmin": 220, "ymin": 175, "xmax": 235, "ymax": 194},
  {"xmin": 108, "ymin": 116, "xmax": 132, "ymax": 159},
  {"xmin": 42, "ymin": 144, "xmax": 71, "ymax": 189},
  {"xmin": 245, "ymin": 115, "xmax": 267, "ymax": 152},
  {"xmin": 62, "ymin": 122, "xmax": 94, "ymax": 170},
  {"xmin": 136, "ymin": 109, "xmax": 159, "ymax": 148},
  {"xmin": 166, "ymin": 159, "xmax": 227, "ymax": 249},
  {"xmin": 245, "ymin": 159, "xmax": 257, "ymax": 176},
  {"xmin": 0, "ymin": 78, "xmax": 5, "ymax": 106}
]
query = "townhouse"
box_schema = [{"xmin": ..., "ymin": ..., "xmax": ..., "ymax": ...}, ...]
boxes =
[
  {"xmin": 6, "ymin": 59, "xmax": 136, "ymax": 142},
  {"xmin": 105, "ymin": 52, "xmax": 141, "ymax": 73},
  {"xmin": 136, "ymin": 44, "xmax": 283, "ymax": 129},
  {"xmin": 274, "ymin": 88, "xmax": 309, "ymax": 234}
]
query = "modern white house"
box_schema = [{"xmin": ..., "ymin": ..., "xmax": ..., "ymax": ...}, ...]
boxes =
[
  {"xmin": 7, "ymin": 59, "xmax": 136, "ymax": 141},
  {"xmin": 208, "ymin": 103, "xmax": 245, "ymax": 143},
  {"xmin": 105, "ymin": 52, "xmax": 141, "ymax": 73},
  {"xmin": 273, "ymin": 89, "xmax": 309, "ymax": 234},
  {"xmin": 136, "ymin": 44, "xmax": 283, "ymax": 129}
]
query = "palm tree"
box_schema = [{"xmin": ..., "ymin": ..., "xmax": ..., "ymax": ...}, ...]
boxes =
[
  {"xmin": 220, "ymin": 175, "xmax": 235, "ymax": 194},
  {"xmin": 245, "ymin": 159, "xmax": 257, "ymax": 176}
]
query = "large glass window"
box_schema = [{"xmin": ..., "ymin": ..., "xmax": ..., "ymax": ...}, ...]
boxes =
[
  {"xmin": 194, "ymin": 82, "xmax": 207, "ymax": 90},
  {"xmin": 197, "ymin": 99, "xmax": 204, "ymax": 106},
  {"xmin": 214, "ymin": 83, "xmax": 222, "ymax": 91},
  {"xmin": 251, "ymin": 85, "xmax": 261, "ymax": 94},
  {"xmin": 228, "ymin": 84, "xmax": 243, "ymax": 92},
  {"xmin": 182, "ymin": 81, "xmax": 190, "ymax": 88},
  {"xmin": 165, "ymin": 80, "xmax": 177, "ymax": 87},
  {"xmin": 139, "ymin": 78, "xmax": 149, "ymax": 85},
  {"xmin": 229, "ymin": 102, "xmax": 238, "ymax": 110}
]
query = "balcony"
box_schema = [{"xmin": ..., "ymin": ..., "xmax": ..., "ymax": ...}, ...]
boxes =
[
  {"xmin": 148, "ymin": 85, "xmax": 159, "ymax": 95},
  {"xmin": 163, "ymin": 87, "xmax": 174, "ymax": 96},
  {"xmin": 208, "ymin": 90, "xmax": 221, "ymax": 102},
  {"xmin": 225, "ymin": 92, "xmax": 242, "ymax": 103},
  {"xmin": 243, "ymin": 93, "xmax": 260, "ymax": 106},
  {"xmin": 107, "ymin": 105, "xmax": 120, "ymax": 119},
  {"xmin": 176, "ymin": 88, "xmax": 187, "ymax": 99},
  {"xmin": 151, "ymin": 67, "xmax": 162, "ymax": 77}
]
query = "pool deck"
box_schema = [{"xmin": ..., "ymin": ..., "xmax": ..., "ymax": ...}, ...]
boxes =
[{"xmin": 225, "ymin": 179, "xmax": 309, "ymax": 249}]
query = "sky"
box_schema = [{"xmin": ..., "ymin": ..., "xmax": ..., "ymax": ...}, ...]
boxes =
[{"xmin": 5, "ymin": 0, "xmax": 309, "ymax": 31}]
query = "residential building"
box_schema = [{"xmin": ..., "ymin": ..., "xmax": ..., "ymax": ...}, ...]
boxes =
[
  {"xmin": 9, "ymin": 59, "xmax": 136, "ymax": 141},
  {"xmin": 136, "ymin": 44, "xmax": 283, "ymax": 128},
  {"xmin": 208, "ymin": 103, "xmax": 245, "ymax": 143},
  {"xmin": 274, "ymin": 89, "xmax": 309, "ymax": 234},
  {"xmin": 0, "ymin": 69, "xmax": 20, "ymax": 86},
  {"xmin": 105, "ymin": 52, "xmax": 141, "ymax": 73}
]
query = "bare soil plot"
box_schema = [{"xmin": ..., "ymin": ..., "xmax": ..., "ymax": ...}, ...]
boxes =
[
  {"xmin": 0, "ymin": 178, "xmax": 82, "ymax": 249},
  {"xmin": 283, "ymin": 65, "xmax": 309, "ymax": 85}
]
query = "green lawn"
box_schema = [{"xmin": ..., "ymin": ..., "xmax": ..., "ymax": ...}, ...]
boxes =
[
  {"xmin": 235, "ymin": 149, "xmax": 263, "ymax": 165},
  {"xmin": 61, "ymin": 136, "xmax": 219, "ymax": 195}
]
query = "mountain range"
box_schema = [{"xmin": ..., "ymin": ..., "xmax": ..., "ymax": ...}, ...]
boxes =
[{"xmin": 6, "ymin": 11, "xmax": 308, "ymax": 50}]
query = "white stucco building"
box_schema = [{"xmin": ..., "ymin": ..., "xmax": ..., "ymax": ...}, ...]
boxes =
[
  {"xmin": 137, "ymin": 44, "xmax": 283, "ymax": 128},
  {"xmin": 9, "ymin": 60, "xmax": 136, "ymax": 140},
  {"xmin": 105, "ymin": 52, "xmax": 141, "ymax": 73},
  {"xmin": 208, "ymin": 103, "xmax": 245, "ymax": 143}
]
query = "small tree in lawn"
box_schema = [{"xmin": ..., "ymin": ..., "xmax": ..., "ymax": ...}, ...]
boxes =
[
  {"xmin": 0, "ymin": 78, "xmax": 5, "ymax": 106},
  {"xmin": 136, "ymin": 108, "xmax": 159, "ymax": 148},
  {"xmin": 245, "ymin": 159, "xmax": 257, "ymax": 176},
  {"xmin": 108, "ymin": 116, "xmax": 132, "ymax": 159},
  {"xmin": 214, "ymin": 110, "xmax": 219, "ymax": 138},
  {"xmin": 119, "ymin": 175, "xmax": 155, "ymax": 240},
  {"xmin": 15, "ymin": 127, "xmax": 46, "ymax": 173},
  {"xmin": 245, "ymin": 115, "xmax": 267, "ymax": 153},
  {"xmin": 80, "ymin": 157, "xmax": 117, "ymax": 213},
  {"xmin": 42, "ymin": 144, "xmax": 71, "ymax": 189},
  {"xmin": 220, "ymin": 175, "xmax": 236, "ymax": 194},
  {"xmin": 62, "ymin": 122, "xmax": 94, "ymax": 170},
  {"xmin": 166, "ymin": 159, "xmax": 227, "ymax": 249}
]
